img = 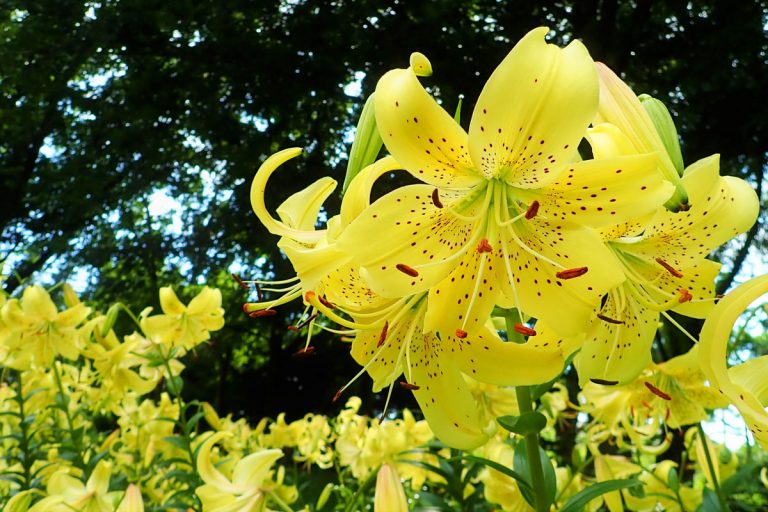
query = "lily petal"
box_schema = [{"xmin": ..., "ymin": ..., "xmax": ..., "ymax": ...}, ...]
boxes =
[
  {"xmin": 276, "ymin": 176, "xmax": 337, "ymax": 231},
  {"xmin": 159, "ymin": 287, "xmax": 186, "ymax": 316},
  {"xmin": 374, "ymin": 56, "xmax": 482, "ymax": 189},
  {"xmin": 469, "ymin": 27, "xmax": 597, "ymax": 186},
  {"xmin": 698, "ymin": 274, "xmax": 768, "ymax": 449}
]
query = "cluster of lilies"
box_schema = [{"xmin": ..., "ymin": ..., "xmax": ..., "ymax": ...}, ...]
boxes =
[{"xmin": 244, "ymin": 27, "xmax": 765, "ymax": 452}]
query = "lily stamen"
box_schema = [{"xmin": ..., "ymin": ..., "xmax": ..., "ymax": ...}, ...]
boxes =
[
  {"xmin": 399, "ymin": 381, "xmax": 420, "ymax": 390},
  {"xmin": 247, "ymin": 309, "xmax": 277, "ymax": 318},
  {"xmin": 677, "ymin": 288, "xmax": 693, "ymax": 303},
  {"xmin": 231, "ymin": 273, "xmax": 250, "ymax": 290},
  {"xmin": 396, "ymin": 263, "xmax": 419, "ymax": 277},
  {"xmin": 644, "ymin": 381, "xmax": 672, "ymax": 401},
  {"xmin": 556, "ymin": 267, "xmax": 589, "ymax": 279},
  {"xmin": 377, "ymin": 321, "xmax": 389, "ymax": 347},
  {"xmin": 513, "ymin": 323, "xmax": 537, "ymax": 336},
  {"xmin": 455, "ymin": 329, "xmax": 468, "ymax": 338},
  {"xmin": 655, "ymin": 257, "xmax": 684, "ymax": 278},
  {"xmin": 597, "ymin": 313, "xmax": 625, "ymax": 325},
  {"xmin": 590, "ymin": 378, "xmax": 619, "ymax": 386},
  {"xmin": 476, "ymin": 239, "xmax": 493, "ymax": 253},
  {"xmin": 525, "ymin": 200, "xmax": 540, "ymax": 219},
  {"xmin": 293, "ymin": 346, "xmax": 316, "ymax": 358},
  {"xmin": 431, "ymin": 188, "xmax": 443, "ymax": 208}
]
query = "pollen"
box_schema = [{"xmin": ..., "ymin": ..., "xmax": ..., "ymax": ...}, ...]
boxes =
[
  {"xmin": 318, "ymin": 295, "xmax": 335, "ymax": 308},
  {"xmin": 332, "ymin": 385, "xmax": 345, "ymax": 402},
  {"xmin": 597, "ymin": 313, "xmax": 625, "ymax": 325},
  {"xmin": 293, "ymin": 346, "xmax": 316, "ymax": 358},
  {"xmin": 556, "ymin": 267, "xmax": 588, "ymax": 279},
  {"xmin": 476, "ymin": 238, "xmax": 493, "ymax": 253},
  {"xmin": 455, "ymin": 328, "xmax": 468, "ymax": 339},
  {"xmin": 231, "ymin": 273, "xmax": 249, "ymax": 289},
  {"xmin": 399, "ymin": 381, "xmax": 420, "ymax": 390},
  {"xmin": 248, "ymin": 309, "xmax": 277, "ymax": 318},
  {"xmin": 655, "ymin": 257, "xmax": 684, "ymax": 278},
  {"xmin": 513, "ymin": 323, "xmax": 537, "ymax": 336},
  {"xmin": 431, "ymin": 188, "xmax": 443, "ymax": 208},
  {"xmin": 377, "ymin": 321, "xmax": 389, "ymax": 347},
  {"xmin": 525, "ymin": 200, "xmax": 540, "ymax": 219},
  {"xmin": 644, "ymin": 381, "xmax": 672, "ymax": 401},
  {"xmin": 590, "ymin": 378, "xmax": 619, "ymax": 386},
  {"xmin": 396, "ymin": 263, "xmax": 419, "ymax": 277},
  {"xmin": 677, "ymin": 288, "xmax": 693, "ymax": 303}
]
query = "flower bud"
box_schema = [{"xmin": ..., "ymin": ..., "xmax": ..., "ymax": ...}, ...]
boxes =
[
  {"xmin": 639, "ymin": 94, "xmax": 684, "ymax": 176},
  {"xmin": 374, "ymin": 464, "xmax": 408, "ymax": 512}
]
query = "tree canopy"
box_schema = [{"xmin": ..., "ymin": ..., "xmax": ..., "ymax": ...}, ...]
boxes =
[{"xmin": 2, "ymin": 0, "xmax": 767, "ymax": 419}]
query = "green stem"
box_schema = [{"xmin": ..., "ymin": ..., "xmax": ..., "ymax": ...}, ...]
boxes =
[
  {"xmin": 344, "ymin": 467, "xmax": 377, "ymax": 512},
  {"xmin": 267, "ymin": 490, "xmax": 295, "ymax": 512},
  {"xmin": 697, "ymin": 424, "xmax": 730, "ymax": 511},
  {"xmin": 515, "ymin": 385, "xmax": 549, "ymax": 512},
  {"xmin": 52, "ymin": 360, "xmax": 86, "ymax": 469},
  {"xmin": 14, "ymin": 371, "xmax": 33, "ymax": 490}
]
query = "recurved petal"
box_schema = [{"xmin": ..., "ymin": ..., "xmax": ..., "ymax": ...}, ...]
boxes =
[
  {"xmin": 187, "ymin": 287, "xmax": 222, "ymax": 317},
  {"xmin": 374, "ymin": 59, "xmax": 481, "ymax": 189},
  {"xmin": 469, "ymin": 27, "xmax": 597, "ymax": 186},
  {"xmin": 159, "ymin": 287, "xmax": 186, "ymax": 316},
  {"xmin": 350, "ymin": 318, "xmax": 407, "ymax": 392},
  {"xmin": 570, "ymin": 287, "xmax": 659, "ymax": 385},
  {"xmin": 250, "ymin": 148, "xmax": 326, "ymax": 244},
  {"xmin": 647, "ymin": 258, "xmax": 722, "ymax": 319},
  {"xmin": 408, "ymin": 330, "xmax": 490, "ymax": 450},
  {"xmin": 498, "ymin": 219, "xmax": 624, "ymax": 337},
  {"xmin": 622, "ymin": 155, "xmax": 759, "ymax": 269},
  {"xmin": 197, "ymin": 432, "xmax": 243, "ymax": 495},
  {"xmin": 276, "ymin": 176, "xmax": 337, "ymax": 231},
  {"xmin": 231, "ymin": 449, "xmax": 284, "ymax": 490},
  {"xmin": 340, "ymin": 155, "xmax": 402, "ymax": 227},
  {"xmin": 698, "ymin": 274, "xmax": 768, "ymax": 449},
  {"xmin": 447, "ymin": 326, "xmax": 567, "ymax": 386},
  {"xmin": 531, "ymin": 152, "xmax": 673, "ymax": 228}
]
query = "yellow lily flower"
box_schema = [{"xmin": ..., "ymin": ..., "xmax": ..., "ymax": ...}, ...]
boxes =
[
  {"xmin": 31, "ymin": 460, "xmax": 117, "ymax": 512},
  {"xmin": 537, "ymin": 147, "xmax": 758, "ymax": 385},
  {"xmin": 140, "ymin": 286, "xmax": 224, "ymax": 351},
  {"xmin": 698, "ymin": 273, "xmax": 768, "ymax": 449},
  {"xmin": 336, "ymin": 27, "xmax": 674, "ymax": 339},
  {"xmin": 0, "ymin": 285, "xmax": 90, "ymax": 369},
  {"xmin": 116, "ymin": 485, "xmax": 144, "ymax": 512},
  {"xmin": 195, "ymin": 431, "xmax": 285, "ymax": 512}
]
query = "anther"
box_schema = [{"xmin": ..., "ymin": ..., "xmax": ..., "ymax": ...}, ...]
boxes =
[
  {"xmin": 513, "ymin": 323, "xmax": 537, "ymax": 336},
  {"xmin": 377, "ymin": 321, "xmax": 389, "ymax": 347},
  {"xmin": 455, "ymin": 328, "xmax": 468, "ymax": 339},
  {"xmin": 665, "ymin": 408, "xmax": 671, "ymax": 422},
  {"xmin": 304, "ymin": 291, "xmax": 316, "ymax": 302},
  {"xmin": 231, "ymin": 273, "xmax": 249, "ymax": 290},
  {"xmin": 655, "ymin": 257, "xmax": 683, "ymax": 278},
  {"xmin": 396, "ymin": 263, "xmax": 419, "ymax": 277},
  {"xmin": 399, "ymin": 381, "xmax": 420, "ymax": 390},
  {"xmin": 476, "ymin": 238, "xmax": 493, "ymax": 253},
  {"xmin": 677, "ymin": 288, "xmax": 692, "ymax": 303},
  {"xmin": 332, "ymin": 385, "xmax": 345, "ymax": 402},
  {"xmin": 644, "ymin": 381, "xmax": 671, "ymax": 401},
  {"xmin": 431, "ymin": 188, "xmax": 443, "ymax": 208},
  {"xmin": 255, "ymin": 282, "xmax": 263, "ymax": 301},
  {"xmin": 597, "ymin": 313, "xmax": 625, "ymax": 325},
  {"xmin": 525, "ymin": 200, "xmax": 540, "ymax": 219},
  {"xmin": 318, "ymin": 295, "xmax": 335, "ymax": 309},
  {"xmin": 590, "ymin": 378, "xmax": 619, "ymax": 386},
  {"xmin": 294, "ymin": 313, "xmax": 318, "ymax": 330},
  {"xmin": 556, "ymin": 267, "xmax": 588, "ymax": 279},
  {"xmin": 287, "ymin": 325, "xmax": 299, "ymax": 332},
  {"xmin": 293, "ymin": 346, "xmax": 316, "ymax": 358},
  {"xmin": 248, "ymin": 309, "xmax": 277, "ymax": 318}
]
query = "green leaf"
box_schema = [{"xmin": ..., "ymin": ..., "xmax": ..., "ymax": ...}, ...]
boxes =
[
  {"xmin": 396, "ymin": 459, "xmax": 452, "ymax": 482},
  {"xmin": 513, "ymin": 441, "xmax": 557, "ymax": 509},
  {"xmin": 699, "ymin": 487, "xmax": 723, "ymax": 512},
  {"xmin": 498, "ymin": 411, "xmax": 547, "ymax": 436},
  {"xmin": 667, "ymin": 466, "xmax": 680, "ymax": 492},
  {"xmin": 460, "ymin": 455, "xmax": 532, "ymax": 492},
  {"xmin": 163, "ymin": 435, "xmax": 189, "ymax": 451},
  {"xmin": 342, "ymin": 93, "xmax": 383, "ymax": 194},
  {"xmin": 560, "ymin": 479, "xmax": 640, "ymax": 512}
]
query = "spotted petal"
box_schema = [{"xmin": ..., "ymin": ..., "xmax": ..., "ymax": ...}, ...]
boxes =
[
  {"xmin": 498, "ymin": 218, "xmax": 624, "ymax": 336},
  {"xmin": 469, "ymin": 27, "xmax": 597, "ymax": 186},
  {"xmin": 336, "ymin": 184, "xmax": 487, "ymax": 298},
  {"xmin": 408, "ymin": 328, "xmax": 491, "ymax": 450},
  {"xmin": 446, "ymin": 326, "xmax": 570, "ymax": 386},
  {"xmin": 375, "ymin": 59, "xmax": 481, "ymax": 189},
  {"xmin": 568, "ymin": 285, "xmax": 659, "ymax": 385},
  {"xmin": 529, "ymin": 153, "xmax": 673, "ymax": 228}
]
